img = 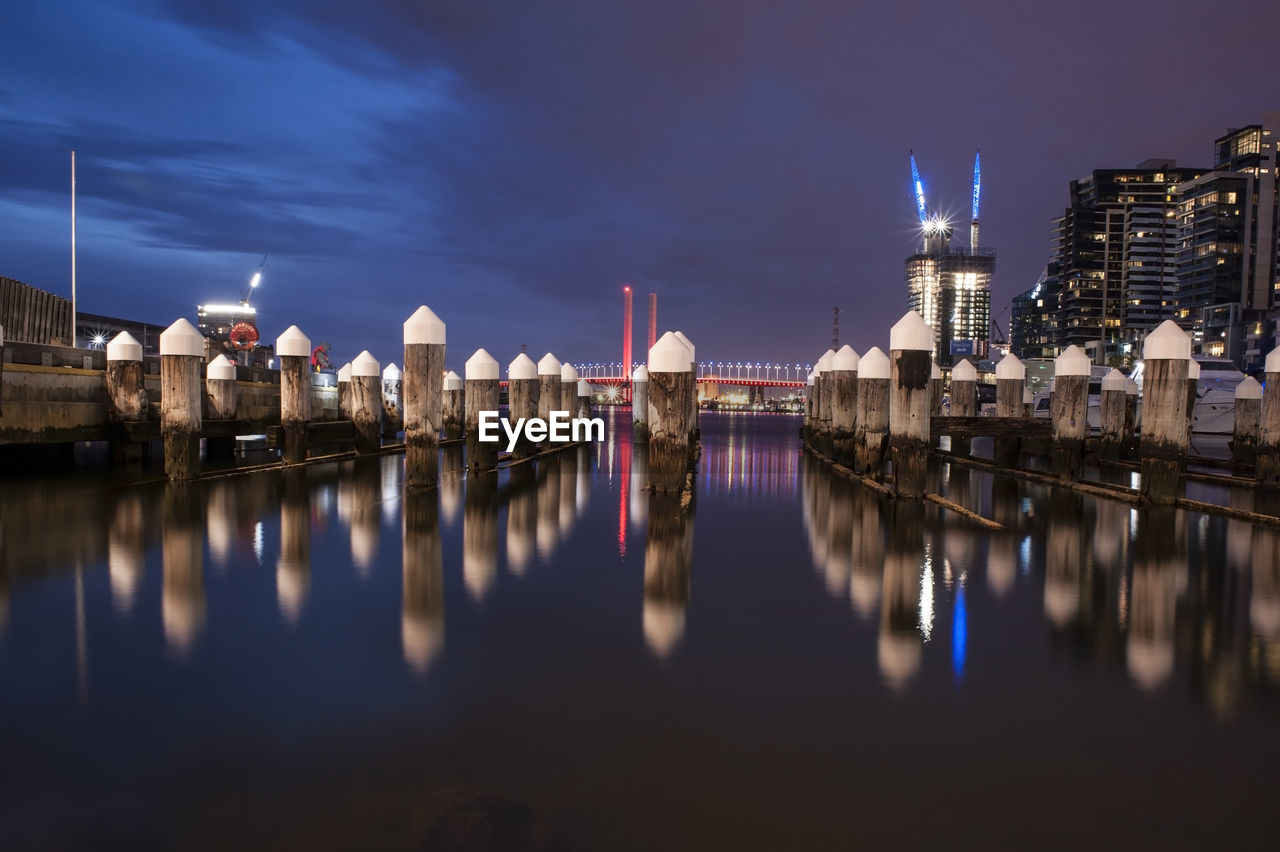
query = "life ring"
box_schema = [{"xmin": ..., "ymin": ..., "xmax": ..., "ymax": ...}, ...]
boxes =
[{"xmin": 228, "ymin": 321, "xmax": 259, "ymax": 350}]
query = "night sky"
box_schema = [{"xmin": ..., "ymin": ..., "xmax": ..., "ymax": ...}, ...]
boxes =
[{"xmin": 2, "ymin": 0, "xmax": 1278, "ymax": 373}]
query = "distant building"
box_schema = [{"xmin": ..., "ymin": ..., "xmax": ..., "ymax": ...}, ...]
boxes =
[
  {"xmin": 1051, "ymin": 161, "xmax": 1204, "ymax": 364},
  {"xmin": 1010, "ymin": 266, "xmax": 1060, "ymax": 360},
  {"xmin": 77, "ymin": 311, "xmax": 167, "ymax": 355},
  {"xmin": 904, "ymin": 223, "xmax": 995, "ymax": 364}
]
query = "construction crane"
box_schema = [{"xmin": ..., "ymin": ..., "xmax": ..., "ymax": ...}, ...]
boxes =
[
  {"xmin": 970, "ymin": 149, "xmax": 981, "ymax": 251},
  {"xmin": 909, "ymin": 149, "xmax": 928, "ymax": 227},
  {"xmin": 990, "ymin": 306, "xmax": 1009, "ymax": 346},
  {"xmin": 241, "ymin": 254, "xmax": 268, "ymax": 305}
]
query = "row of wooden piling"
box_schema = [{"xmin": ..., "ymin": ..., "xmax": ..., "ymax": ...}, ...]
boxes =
[
  {"xmin": 802, "ymin": 313, "xmax": 1278, "ymax": 506},
  {"xmin": 105, "ymin": 306, "xmax": 595, "ymax": 486}
]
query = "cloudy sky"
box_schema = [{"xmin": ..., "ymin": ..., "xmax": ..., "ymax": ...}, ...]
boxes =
[{"xmin": 2, "ymin": 0, "xmax": 1278, "ymax": 372}]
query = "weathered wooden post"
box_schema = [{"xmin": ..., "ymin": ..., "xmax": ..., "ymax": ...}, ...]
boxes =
[
  {"xmin": 829, "ymin": 345, "xmax": 859, "ymax": 467},
  {"xmin": 1257, "ymin": 348, "xmax": 1280, "ymax": 485},
  {"xmin": 1139, "ymin": 320, "xmax": 1191, "ymax": 504},
  {"xmin": 381, "ymin": 362, "xmax": 403, "ymax": 439},
  {"xmin": 994, "ymin": 353, "xmax": 1025, "ymax": 468},
  {"xmin": 560, "ymin": 362, "xmax": 578, "ymax": 415},
  {"xmin": 632, "ymin": 365, "xmax": 649, "ymax": 442},
  {"xmin": 889, "ymin": 311, "xmax": 933, "ymax": 498},
  {"xmin": 403, "ymin": 305, "xmax": 446, "ymax": 489},
  {"xmin": 854, "ymin": 346, "xmax": 890, "ymax": 476},
  {"xmin": 276, "ymin": 325, "xmax": 311, "ymax": 465},
  {"xmin": 930, "ymin": 361, "xmax": 943, "ymax": 416},
  {"xmin": 159, "ymin": 319, "xmax": 205, "ymax": 481},
  {"xmin": 337, "ymin": 362, "xmax": 352, "ymax": 419},
  {"xmin": 205, "ymin": 354, "xmax": 238, "ymax": 460},
  {"xmin": 350, "ymin": 350, "xmax": 382, "ymax": 454},
  {"xmin": 949, "ymin": 358, "xmax": 977, "ymax": 458},
  {"xmin": 465, "ymin": 349, "xmax": 500, "ymax": 472},
  {"xmin": 106, "ymin": 331, "xmax": 147, "ymax": 463},
  {"xmin": 673, "ymin": 331, "xmax": 698, "ymax": 438},
  {"xmin": 815, "ymin": 348, "xmax": 835, "ymax": 452},
  {"xmin": 1050, "ymin": 344, "xmax": 1090, "ymax": 479},
  {"xmin": 1186, "ymin": 358, "xmax": 1201, "ymax": 435},
  {"xmin": 577, "ymin": 379, "xmax": 592, "ymax": 420},
  {"xmin": 1233, "ymin": 376, "xmax": 1261, "ymax": 469},
  {"xmin": 1099, "ymin": 368, "xmax": 1128, "ymax": 461},
  {"xmin": 1125, "ymin": 378, "xmax": 1139, "ymax": 445},
  {"xmin": 507, "ymin": 353, "xmax": 539, "ymax": 460},
  {"xmin": 537, "ymin": 353, "xmax": 561, "ymax": 425},
  {"xmin": 804, "ymin": 371, "xmax": 816, "ymax": 444},
  {"xmin": 442, "ymin": 371, "xmax": 465, "ymax": 439},
  {"xmin": 647, "ymin": 331, "xmax": 693, "ymax": 493}
]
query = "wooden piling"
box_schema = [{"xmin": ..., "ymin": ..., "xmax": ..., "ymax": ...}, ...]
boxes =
[
  {"xmin": 647, "ymin": 332, "xmax": 693, "ymax": 493},
  {"xmin": 337, "ymin": 362, "xmax": 352, "ymax": 419},
  {"xmin": 381, "ymin": 362, "xmax": 403, "ymax": 439},
  {"xmin": 1125, "ymin": 378, "xmax": 1139, "ymax": 442},
  {"xmin": 350, "ymin": 350, "xmax": 383, "ymax": 454},
  {"xmin": 1233, "ymin": 376, "xmax": 1261, "ymax": 468},
  {"xmin": 1257, "ymin": 347, "xmax": 1280, "ymax": 485},
  {"xmin": 465, "ymin": 349, "xmax": 500, "ymax": 471},
  {"xmin": 404, "ymin": 305, "xmax": 446, "ymax": 489},
  {"xmin": 994, "ymin": 353, "xmax": 1025, "ymax": 467},
  {"xmin": 1139, "ymin": 320, "xmax": 1191, "ymax": 504},
  {"xmin": 632, "ymin": 365, "xmax": 650, "ymax": 442},
  {"xmin": 1099, "ymin": 367, "xmax": 1127, "ymax": 461},
  {"xmin": 576, "ymin": 379, "xmax": 592, "ymax": 421},
  {"xmin": 673, "ymin": 331, "xmax": 698, "ymax": 439},
  {"xmin": 815, "ymin": 348, "xmax": 835, "ymax": 452},
  {"xmin": 277, "ymin": 325, "xmax": 312, "ymax": 465},
  {"xmin": 507, "ymin": 353, "xmax": 539, "ymax": 461},
  {"xmin": 1050, "ymin": 344, "xmax": 1090, "ymax": 479},
  {"xmin": 1186, "ymin": 358, "xmax": 1200, "ymax": 436},
  {"xmin": 930, "ymin": 361, "xmax": 943, "ymax": 416},
  {"xmin": 560, "ymin": 362, "xmax": 578, "ymax": 416},
  {"xmin": 829, "ymin": 345, "xmax": 859, "ymax": 467},
  {"xmin": 442, "ymin": 371, "xmax": 465, "ymax": 440},
  {"xmin": 537, "ymin": 353, "xmax": 562, "ymax": 425},
  {"xmin": 106, "ymin": 331, "xmax": 146, "ymax": 463},
  {"xmin": 949, "ymin": 359, "xmax": 977, "ymax": 458},
  {"xmin": 205, "ymin": 354, "xmax": 238, "ymax": 460},
  {"xmin": 804, "ymin": 372, "xmax": 816, "ymax": 444},
  {"xmin": 160, "ymin": 319, "xmax": 205, "ymax": 481},
  {"xmin": 854, "ymin": 346, "xmax": 890, "ymax": 476},
  {"xmin": 888, "ymin": 311, "xmax": 933, "ymax": 498}
]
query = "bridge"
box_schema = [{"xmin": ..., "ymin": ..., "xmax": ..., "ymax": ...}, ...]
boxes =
[{"xmin": 574, "ymin": 361, "xmax": 810, "ymax": 388}]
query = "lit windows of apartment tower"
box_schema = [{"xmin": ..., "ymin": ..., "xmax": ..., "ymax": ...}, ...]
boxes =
[
  {"xmin": 1174, "ymin": 113, "xmax": 1280, "ymax": 368},
  {"xmin": 1010, "ymin": 265, "xmax": 1060, "ymax": 360},
  {"xmin": 1051, "ymin": 162, "xmax": 1203, "ymax": 364}
]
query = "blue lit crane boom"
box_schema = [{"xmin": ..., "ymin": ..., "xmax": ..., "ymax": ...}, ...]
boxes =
[
  {"xmin": 909, "ymin": 149, "xmax": 928, "ymax": 226},
  {"xmin": 970, "ymin": 148, "xmax": 981, "ymax": 250}
]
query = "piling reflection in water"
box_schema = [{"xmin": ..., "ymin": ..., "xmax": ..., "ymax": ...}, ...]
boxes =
[
  {"xmin": 402, "ymin": 487, "xmax": 444, "ymax": 675},
  {"xmin": 340, "ymin": 458, "xmax": 382, "ymax": 578},
  {"xmin": 643, "ymin": 493, "xmax": 695, "ymax": 660},
  {"xmin": 277, "ymin": 470, "xmax": 311, "ymax": 626},
  {"xmin": 463, "ymin": 470, "xmax": 499, "ymax": 602},
  {"xmin": 162, "ymin": 484, "xmax": 205, "ymax": 658},
  {"xmin": 506, "ymin": 466, "xmax": 537, "ymax": 576},
  {"xmin": 108, "ymin": 492, "xmax": 145, "ymax": 615},
  {"xmin": 206, "ymin": 481, "xmax": 235, "ymax": 570}
]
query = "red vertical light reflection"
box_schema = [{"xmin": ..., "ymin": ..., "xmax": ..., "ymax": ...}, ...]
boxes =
[{"xmin": 618, "ymin": 437, "xmax": 631, "ymax": 556}]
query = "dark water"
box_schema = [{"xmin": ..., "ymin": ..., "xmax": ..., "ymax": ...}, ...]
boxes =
[{"xmin": 1, "ymin": 410, "xmax": 1277, "ymax": 850}]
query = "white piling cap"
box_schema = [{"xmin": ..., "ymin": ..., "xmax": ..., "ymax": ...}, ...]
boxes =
[
  {"xmin": 466, "ymin": 348, "xmax": 499, "ymax": 380},
  {"xmin": 560, "ymin": 362, "xmax": 577, "ymax": 382},
  {"xmin": 632, "ymin": 365, "xmax": 649, "ymax": 382},
  {"xmin": 1142, "ymin": 319, "xmax": 1191, "ymax": 361},
  {"xmin": 537, "ymin": 353, "xmax": 561, "ymax": 376},
  {"xmin": 832, "ymin": 345, "xmax": 859, "ymax": 372},
  {"xmin": 815, "ymin": 348, "xmax": 835, "ymax": 374},
  {"xmin": 889, "ymin": 311, "xmax": 933, "ymax": 352},
  {"xmin": 403, "ymin": 305, "xmax": 445, "ymax": 345},
  {"xmin": 1235, "ymin": 376, "xmax": 1262, "ymax": 400},
  {"xmin": 1187, "ymin": 359, "xmax": 1201, "ymax": 380},
  {"xmin": 383, "ymin": 362, "xmax": 401, "ymax": 381},
  {"xmin": 159, "ymin": 318, "xmax": 204, "ymax": 357},
  {"xmin": 577, "ymin": 379, "xmax": 590, "ymax": 395},
  {"xmin": 1266, "ymin": 347, "xmax": 1280, "ymax": 374},
  {"xmin": 509, "ymin": 353, "xmax": 537, "ymax": 380},
  {"xmin": 1055, "ymin": 345, "xmax": 1091, "ymax": 377},
  {"xmin": 444, "ymin": 370, "xmax": 464, "ymax": 391},
  {"xmin": 806, "ymin": 372, "xmax": 815, "ymax": 386},
  {"xmin": 207, "ymin": 354, "xmax": 236, "ymax": 381},
  {"xmin": 995, "ymin": 353, "xmax": 1025, "ymax": 381},
  {"xmin": 673, "ymin": 331, "xmax": 695, "ymax": 363},
  {"xmin": 930, "ymin": 361, "xmax": 941, "ymax": 380},
  {"xmin": 275, "ymin": 325, "xmax": 311, "ymax": 358},
  {"xmin": 1125, "ymin": 378, "xmax": 1139, "ymax": 396},
  {"xmin": 858, "ymin": 346, "xmax": 890, "ymax": 380},
  {"xmin": 106, "ymin": 331, "xmax": 143, "ymax": 362},
  {"xmin": 952, "ymin": 359, "xmax": 977, "ymax": 382},
  {"xmin": 649, "ymin": 331, "xmax": 691, "ymax": 373},
  {"xmin": 1101, "ymin": 368, "xmax": 1126, "ymax": 392},
  {"xmin": 352, "ymin": 350, "xmax": 380, "ymax": 377},
  {"xmin": 337, "ymin": 362, "xmax": 352, "ymax": 383}
]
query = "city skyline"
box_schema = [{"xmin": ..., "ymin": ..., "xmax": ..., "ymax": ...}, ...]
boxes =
[{"xmin": 2, "ymin": 1, "xmax": 1279, "ymax": 372}]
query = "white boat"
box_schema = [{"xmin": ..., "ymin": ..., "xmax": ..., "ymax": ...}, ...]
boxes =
[{"xmin": 1030, "ymin": 356, "xmax": 1246, "ymax": 434}]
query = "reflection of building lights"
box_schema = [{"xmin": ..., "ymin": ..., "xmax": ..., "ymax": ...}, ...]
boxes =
[
  {"xmin": 253, "ymin": 522, "xmax": 264, "ymax": 563},
  {"xmin": 919, "ymin": 557, "xmax": 935, "ymax": 641}
]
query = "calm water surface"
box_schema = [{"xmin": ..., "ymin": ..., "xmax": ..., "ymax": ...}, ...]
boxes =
[{"xmin": 1, "ymin": 410, "xmax": 1278, "ymax": 850}]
